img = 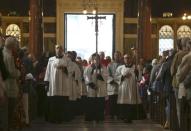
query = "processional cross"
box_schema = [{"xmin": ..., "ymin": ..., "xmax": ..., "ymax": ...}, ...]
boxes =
[
  {"xmin": 87, "ymin": 9, "xmax": 106, "ymax": 92},
  {"xmin": 87, "ymin": 9, "xmax": 106, "ymax": 55}
]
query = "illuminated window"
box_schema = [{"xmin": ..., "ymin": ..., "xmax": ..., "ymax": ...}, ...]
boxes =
[
  {"xmin": 6, "ymin": 24, "xmax": 21, "ymax": 42},
  {"xmin": 65, "ymin": 14, "xmax": 114, "ymax": 60},
  {"xmin": 177, "ymin": 25, "xmax": 191, "ymax": 38},
  {"xmin": 159, "ymin": 25, "xmax": 174, "ymax": 56}
]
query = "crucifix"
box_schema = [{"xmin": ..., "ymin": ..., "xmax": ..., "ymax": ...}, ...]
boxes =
[
  {"xmin": 87, "ymin": 8, "xmax": 106, "ymax": 55},
  {"xmin": 87, "ymin": 8, "xmax": 106, "ymax": 92}
]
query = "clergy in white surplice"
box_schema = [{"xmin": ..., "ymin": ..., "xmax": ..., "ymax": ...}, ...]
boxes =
[
  {"xmin": 66, "ymin": 51, "xmax": 81, "ymax": 101},
  {"xmin": 65, "ymin": 51, "xmax": 82, "ymax": 118},
  {"xmin": 44, "ymin": 45, "xmax": 70, "ymax": 122},
  {"xmin": 76, "ymin": 56, "xmax": 87, "ymax": 115},
  {"xmin": 107, "ymin": 51, "xmax": 122, "ymax": 119},
  {"xmin": 115, "ymin": 54, "xmax": 142, "ymax": 123},
  {"xmin": 84, "ymin": 53, "xmax": 108, "ymax": 121}
]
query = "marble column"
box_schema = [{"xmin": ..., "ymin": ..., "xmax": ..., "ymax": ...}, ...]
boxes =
[
  {"xmin": 137, "ymin": 0, "xmax": 152, "ymax": 61},
  {"xmin": 29, "ymin": 0, "xmax": 43, "ymax": 59}
]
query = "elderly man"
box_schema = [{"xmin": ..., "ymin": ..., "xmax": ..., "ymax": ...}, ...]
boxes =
[
  {"xmin": 44, "ymin": 45, "xmax": 70, "ymax": 122},
  {"xmin": 2, "ymin": 36, "xmax": 20, "ymax": 130}
]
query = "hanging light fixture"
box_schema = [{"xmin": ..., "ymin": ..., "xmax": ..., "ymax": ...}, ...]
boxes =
[
  {"xmin": 82, "ymin": 0, "xmax": 97, "ymax": 14},
  {"xmin": 182, "ymin": 13, "xmax": 191, "ymax": 20},
  {"xmin": 92, "ymin": 9, "xmax": 97, "ymax": 14},
  {"xmin": 162, "ymin": 12, "xmax": 173, "ymax": 18},
  {"xmin": 83, "ymin": 9, "xmax": 88, "ymax": 14}
]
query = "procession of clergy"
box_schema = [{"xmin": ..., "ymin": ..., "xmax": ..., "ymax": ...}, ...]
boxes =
[
  {"xmin": 44, "ymin": 44, "xmax": 143, "ymax": 123},
  {"xmin": 1, "ymin": 36, "xmax": 191, "ymax": 131},
  {"xmin": 0, "ymin": 36, "xmax": 144, "ymax": 131}
]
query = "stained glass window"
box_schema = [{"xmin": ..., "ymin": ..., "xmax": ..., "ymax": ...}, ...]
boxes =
[
  {"xmin": 159, "ymin": 25, "xmax": 174, "ymax": 56},
  {"xmin": 177, "ymin": 25, "xmax": 191, "ymax": 38},
  {"xmin": 6, "ymin": 24, "xmax": 21, "ymax": 42}
]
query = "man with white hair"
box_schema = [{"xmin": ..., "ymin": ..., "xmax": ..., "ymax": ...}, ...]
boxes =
[{"xmin": 2, "ymin": 36, "xmax": 20, "ymax": 130}]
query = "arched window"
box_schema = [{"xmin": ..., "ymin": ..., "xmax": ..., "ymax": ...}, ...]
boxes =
[
  {"xmin": 6, "ymin": 24, "xmax": 21, "ymax": 42},
  {"xmin": 177, "ymin": 25, "xmax": 191, "ymax": 38},
  {"xmin": 159, "ymin": 25, "xmax": 174, "ymax": 56}
]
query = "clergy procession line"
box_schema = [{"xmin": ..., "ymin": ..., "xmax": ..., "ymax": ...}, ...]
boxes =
[
  {"xmin": 0, "ymin": 36, "xmax": 191, "ymax": 131},
  {"xmin": 43, "ymin": 47, "xmax": 144, "ymax": 124}
]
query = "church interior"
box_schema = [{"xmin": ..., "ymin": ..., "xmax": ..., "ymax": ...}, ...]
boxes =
[
  {"xmin": 0, "ymin": 0, "xmax": 190, "ymax": 59},
  {"xmin": 0, "ymin": 0, "xmax": 191, "ymax": 131}
]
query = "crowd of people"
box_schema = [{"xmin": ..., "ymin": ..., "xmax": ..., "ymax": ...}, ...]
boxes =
[
  {"xmin": 0, "ymin": 36, "xmax": 49, "ymax": 131},
  {"xmin": 0, "ymin": 35, "xmax": 191, "ymax": 131},
  {"xmin": 148, "ymin": 37, "xmax": 191, "ymax": 131}
]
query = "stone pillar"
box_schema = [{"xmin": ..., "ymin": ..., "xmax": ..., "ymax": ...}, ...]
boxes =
[
  {"xmin": 137, "ymin": 0, "xmax": 151, "ymax": 60},
  {"xmin": 29, "ymin": 0, "xmax": 43, "ymax": 59}
]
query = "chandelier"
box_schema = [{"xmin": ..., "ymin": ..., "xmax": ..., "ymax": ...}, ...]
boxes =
[
  {"xmin": 182, "ymin": 13, "xmax": 191, "ymax": 20},
  {"xmin": 162, "ymin": 12, "xmax": 173, "ymax": 18},
  {"xmin": 82, "ymin": 0, "xmax": 97, "ymax": 14}
]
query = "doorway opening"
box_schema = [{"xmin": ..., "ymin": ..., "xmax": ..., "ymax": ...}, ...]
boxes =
[{"xmin": 65, "ymin": 14, "xmax": 115, "ymax": 60}]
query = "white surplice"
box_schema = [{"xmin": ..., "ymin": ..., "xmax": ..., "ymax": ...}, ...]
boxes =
[
  {"xmin": 107, "ymin": 62, "xmax": 121, "ymax": 95},
  {"xmin": 115, "ymin": 65, "xmax": 141, "ymax": 104},
  {"xmin": 67, "ymin": 60, "xmax": 82, "ymax": 101},
  {"xmin": 84, "ymin": 65, "xmax": 108, "ymax": 97},
  {"xmin": 44, "ymin": 56, "xmax": 69, "ymax": 96}
]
